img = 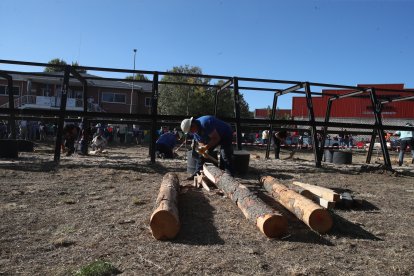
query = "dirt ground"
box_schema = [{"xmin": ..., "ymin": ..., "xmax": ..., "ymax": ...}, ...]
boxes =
[{"xmin": 1, "ymin": 142, "xmax": 413, "ymax": 275}]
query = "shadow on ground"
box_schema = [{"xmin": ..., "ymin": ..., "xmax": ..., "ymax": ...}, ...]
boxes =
[{"xmin": 174, "ymin": 188, "xmax": 224, "ymax": 246}]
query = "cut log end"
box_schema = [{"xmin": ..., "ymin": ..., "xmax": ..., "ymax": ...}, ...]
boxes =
[
  {"xmin": 308, "ymin": 209, "xmax": 333, "ymax": 234},
  {"xmin": 150, "ymin": 210, "xmax": 180, "ymax": 240},
  {"xmin": 256, "ymin": 214, "xmax": 288, "ymax": 238}
]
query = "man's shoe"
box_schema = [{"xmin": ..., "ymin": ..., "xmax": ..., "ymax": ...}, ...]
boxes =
[
  {"xmin": 398, "ymin": 161, "xmax": 402, "ymax": 166},
  {"xmin": 411, "ymin": 158, "xmax": 414, "ymax": 164},
  {"xmin": 186, "ymin": 173, "xmax": 199, "ymax": 181}
]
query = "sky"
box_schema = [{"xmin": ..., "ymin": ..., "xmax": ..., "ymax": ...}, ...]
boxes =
[{"xmin": 1, "ymin": 0, "xmax": 413, "ymax": 110}]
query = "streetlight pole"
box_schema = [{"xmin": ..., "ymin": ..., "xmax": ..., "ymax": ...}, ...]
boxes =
[{"xmin": 130, "ymin": 49, "xmax": 137, "ymax": 114}]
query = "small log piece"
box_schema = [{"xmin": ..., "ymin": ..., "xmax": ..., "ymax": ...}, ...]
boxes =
[
  {"xmin": 289, "ymin": 185, "xmax": 336, "ymax": 209},
  {"xmin": 261, "ymin": 176, "xmax": 333, "ymax": 234},
  {"xmin": 292, "ymin": 181, "xmax": 340, "ymax": 202},
  {"xmin": 150, "ymin": 173, "xmax": 180, "ymax": 240},
  {"xmin": 203, "ymin": 164, "xmax": 287, "ymax": 238}
]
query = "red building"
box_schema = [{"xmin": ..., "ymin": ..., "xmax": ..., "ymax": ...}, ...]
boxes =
[
  {"xmin": 292, "ymin": 84, "xmax": 414, "ymax": 126},
  {"xmin": 254, "ymin": 108, "xmax": 291, "ymax": 119}
]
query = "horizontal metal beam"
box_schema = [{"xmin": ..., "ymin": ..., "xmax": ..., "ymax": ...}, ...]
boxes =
[
  {"xmin": 381, "ymin": 94, "xmax": 414, "ymax": 104},
  {"xmin": 329, "ymin": 89, "xmax": 367, "ymax": 101},
  {"xmin": 307, "ymin": 82, "xmax": 363, "ymax": 90},
  {"xmin": 275, "ymin": 83, "xmax": 304, "ymax": 97}
]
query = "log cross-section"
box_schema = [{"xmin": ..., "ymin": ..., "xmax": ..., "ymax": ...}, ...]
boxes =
[
  {"xmin": 261, "ymin": 176, "xmax": 333, "ymax": 233},
  {"xmin": 203, "ymin": 164, "xmax": 287, "ymax": 238},
  {"xmin": 150, "ymin": 173, "xmax": 180, "ymax": 240}
]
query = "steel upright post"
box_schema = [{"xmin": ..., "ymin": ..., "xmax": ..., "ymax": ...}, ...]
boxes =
[
  {"xmin": 0, "ymin": 73, "xmax": 17, "ymax": 139},
  {"xmin": 319, "ymin": 99, "xmax": 333, "ymax": 162},
  {"xmin": 368, "ymin": 88, "xmax": 392, "ymax": 169},
  {"xmin": 149, "ymin": 72, "xmax": 159, "ymax": 163},
  {"xmin": 265, "ymin": 93, "xmax": 278, "ymax": 159},
  {"xmin": 54, "ymin": 65, "xmax": 71, "ymax": 163},
  {"xmin": 304, "ymin": 82, "xmax": 321, "ymax": 167},
  {"xmin": 233, "ymin": 77, "xmax": 242, "ymax": 150}
]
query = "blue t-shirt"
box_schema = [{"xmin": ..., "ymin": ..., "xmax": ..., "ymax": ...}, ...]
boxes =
[
  {"xmin": 156, "ymin": 132, "xmax": 177, "ymax": 149},
  {"xmin": 193, "ymin": 116, "xmax": 233, "ymax": 145}
]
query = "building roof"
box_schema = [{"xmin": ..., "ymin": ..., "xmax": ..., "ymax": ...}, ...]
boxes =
[{"xmin": 9, "ymin": 72, "xmax": 153, "ymax": 91}]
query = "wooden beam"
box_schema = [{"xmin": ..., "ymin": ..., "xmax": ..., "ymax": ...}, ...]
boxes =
[
  {"xmin": 203, "ymin": 164, "xmax": 287, "ymax": 238},
  {"xmin": 292, "ymin": 181, "xmax": 340, "ymax": 202},
  {"xmin": 150, "ymin": 173, "xmax": 180, "ymax": 240},
  {"xmin": 261, "ymin": 176, "xmax": 333, "ymax": 234},
  {"xmin": 289, "ymin": 185, "xmax": 336, "ymax": 209}
]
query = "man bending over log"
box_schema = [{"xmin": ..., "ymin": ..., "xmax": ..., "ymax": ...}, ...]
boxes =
[{"xmin": 181, "ymin": 115, "xmax": 234, "ymax": 179}]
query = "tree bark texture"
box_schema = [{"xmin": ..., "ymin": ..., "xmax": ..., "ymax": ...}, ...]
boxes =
[
  {"xmin": 261, "ymin": 176, "xmax": 333, "ymax": 233},
  {"xmin": 150, "ymin": 173, "xmax": 180, "ymax": 240},
  {"xmin": 203, "ymin": 164, "xmax": 287, "ymax": 238}
]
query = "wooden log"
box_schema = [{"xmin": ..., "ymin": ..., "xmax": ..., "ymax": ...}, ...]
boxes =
[
  {"xmin": 289, "ymin": 185, "xmax": 336, "ymax": 209},
  {"xmin": 261, "ymin": 176, "xmax": 333, "ymax": 234},
  {"xmin": 150, "ymin": 173, "xmax": 180, "ymax": 240},
  {"xmin": 292, "ymin": 181, "xmax": 340, "ymax": 202},
  {"xmin": 203, "ymin": 164, "xmax": 287, "ymax": 238}
]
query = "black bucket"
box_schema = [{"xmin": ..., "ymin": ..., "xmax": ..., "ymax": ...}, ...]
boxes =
[
  {"xmin": 17, "ymin": 139, "xmax": 34, "ymax": 152},
  {"xmin": 323, "ymin": 149, "xmax": 334, "ymax": 163},
  {"xmin": 0, "ymin": 140, "xmax": 18, "ymax": 158},
  {"xmin": 332, "ymin": 151, "xmax": 352, "ymax": 164},
  {"xmin": 232, "ymin": 150, "xmax": 250, "ymax": 175}
]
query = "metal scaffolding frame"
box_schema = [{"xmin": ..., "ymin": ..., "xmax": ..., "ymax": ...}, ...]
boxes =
[{"xmin": 1, "ymin": 59, "xmax": 413, "ymax": 170}]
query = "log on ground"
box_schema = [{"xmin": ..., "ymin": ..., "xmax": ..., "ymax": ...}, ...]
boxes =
[
  {"xmin": 203, "ymin": 164, "xmax": 287, "ymax": 238},
  {"xmin": 261, "ymin": 176, "xmax": 333, "ymax": 234},
  {"xmin": 292, "ymin": 181, "xmax": 340, "ymax": 202},
  {"xmin": 289, "ymin": 185, "xmax": 336, "ymax": 209},
  {"xmin": 150, "ymin": 173, "xmax": 180, "ymax": 240}
]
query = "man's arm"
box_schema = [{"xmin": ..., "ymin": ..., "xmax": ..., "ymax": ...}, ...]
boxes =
[{"xmin": 198, "ymin": 129, "xmax": 221, "ymax": 154}]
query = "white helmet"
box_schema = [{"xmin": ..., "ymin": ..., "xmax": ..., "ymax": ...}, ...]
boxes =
[{"xmin": 181, "ymin": 117, "xmax": 193, "ymax": 133}]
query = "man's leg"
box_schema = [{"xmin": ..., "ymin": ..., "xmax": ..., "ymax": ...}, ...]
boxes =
[
  {"xmin": 399, "ymin": 139, "xmax": 408, "ymax": 166},
  {"xmin": 274, "ymin": 139, "xmax": 281, "ymax": 159},
  {"xmin": 220, "ymin": 144, "xmax": 234, "ymax": 176}
]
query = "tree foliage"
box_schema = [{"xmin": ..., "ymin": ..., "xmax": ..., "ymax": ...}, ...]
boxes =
[
  {"xmin": 125, "ymin": 74, "xmax": 149, "ymax": 81},
  {"xmin": 44, "ymin": 58, "xmax": 67, "ymax": 72},
  {"xmin": 44, "ymin": 59, "xmax": 87, "ymax": 73},
  {"xmin": 158, "ymin": 65, "xmax": 251, "ymax": 118}
]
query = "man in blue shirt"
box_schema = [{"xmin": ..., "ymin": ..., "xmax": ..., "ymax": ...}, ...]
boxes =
[
  {"xmin": 156, "ymin": 132, "xmax": 179, "ymax": 159},
  {"xmin": 181, "ymin": 115, "xmax": 234, "ymax": 178},
  {"xmin": 394, "ymin": 122, "xmax": 414, "ymax": 166}
]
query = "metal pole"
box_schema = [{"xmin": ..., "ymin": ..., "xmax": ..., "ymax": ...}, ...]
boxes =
[
  {"xmin": 0, "ymin": 73, "xmax": 17, "ymax": 139},
  {"xmin": 304, "ymin": 82, "xmax": 321, "ymax": 167},
  {"xmin": 130, "ymin": 49, "xmax": 137, "ymax": 114},
  {"xmin": 319, "ymin": 99, "xmax": 333, "ymax": 162},
  {"xmin": 54, "ymin": 65, "xmax": 71, "ymax": 163},
  {"xmin": 233, "ymin": 77, "xmax": 242, "ymax": 150},
  {"xmin": 149, "ymin": 72, "xmax": 159, "ymax": 163},
  {"xmin": 265, "ymin": 92, "xmax": 278, "ymax": 159},
  {"xmin": 368, "ymin": 88, "xmax": 392, "ymax": 169}
]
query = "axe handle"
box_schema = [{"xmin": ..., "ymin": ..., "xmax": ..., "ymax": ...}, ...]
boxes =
[{"xmin": 195, "ymin": 149, "xmax": 219, "ymax": 164}]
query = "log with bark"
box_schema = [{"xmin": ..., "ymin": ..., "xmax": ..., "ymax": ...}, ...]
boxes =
[
  {"xmin": 203, "ymin": 164, "xmax": 287, "ymax": 238},
  {"xmin": 292, "ymin": 181, "xmax": 340, "ymax": 202},
  {"xmin": 150, "ymin": 173, "xmax": 180, "ymax": 240},
  {"xmin": 261, "ymin": 176, "xmax": 333, "ymax": 234}
]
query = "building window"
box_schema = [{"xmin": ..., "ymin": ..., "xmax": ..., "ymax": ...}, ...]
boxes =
[
  {"xmin": 145, "ymin": 97, "xmax": 151, "ymax": 107},
  {"xmin": 0, "ymin": 85, "xmax": 20, "ymax": 96},
  {"xmin": 102, "ymin": 92, "xmax": 126, "ymax": 103}
]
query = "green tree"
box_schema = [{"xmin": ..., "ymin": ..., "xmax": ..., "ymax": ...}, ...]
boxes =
[
  {"xmin": 125, "ymin": 74, "xmax": 149, "ymax": 81},
  {"xmin": 71, "ymin": 61, "xmax": 87, "ymax": 73},
  {"xmin": 44, "ymin": 58, "xmax": 67, "ymax": 72},
  {"xmin": 158, "ymin": 65, "xmax": 251, "ymax": 118},
  {"xmin": 44, "ymin": 59, "xmax": 87, "ymax": 73}
]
